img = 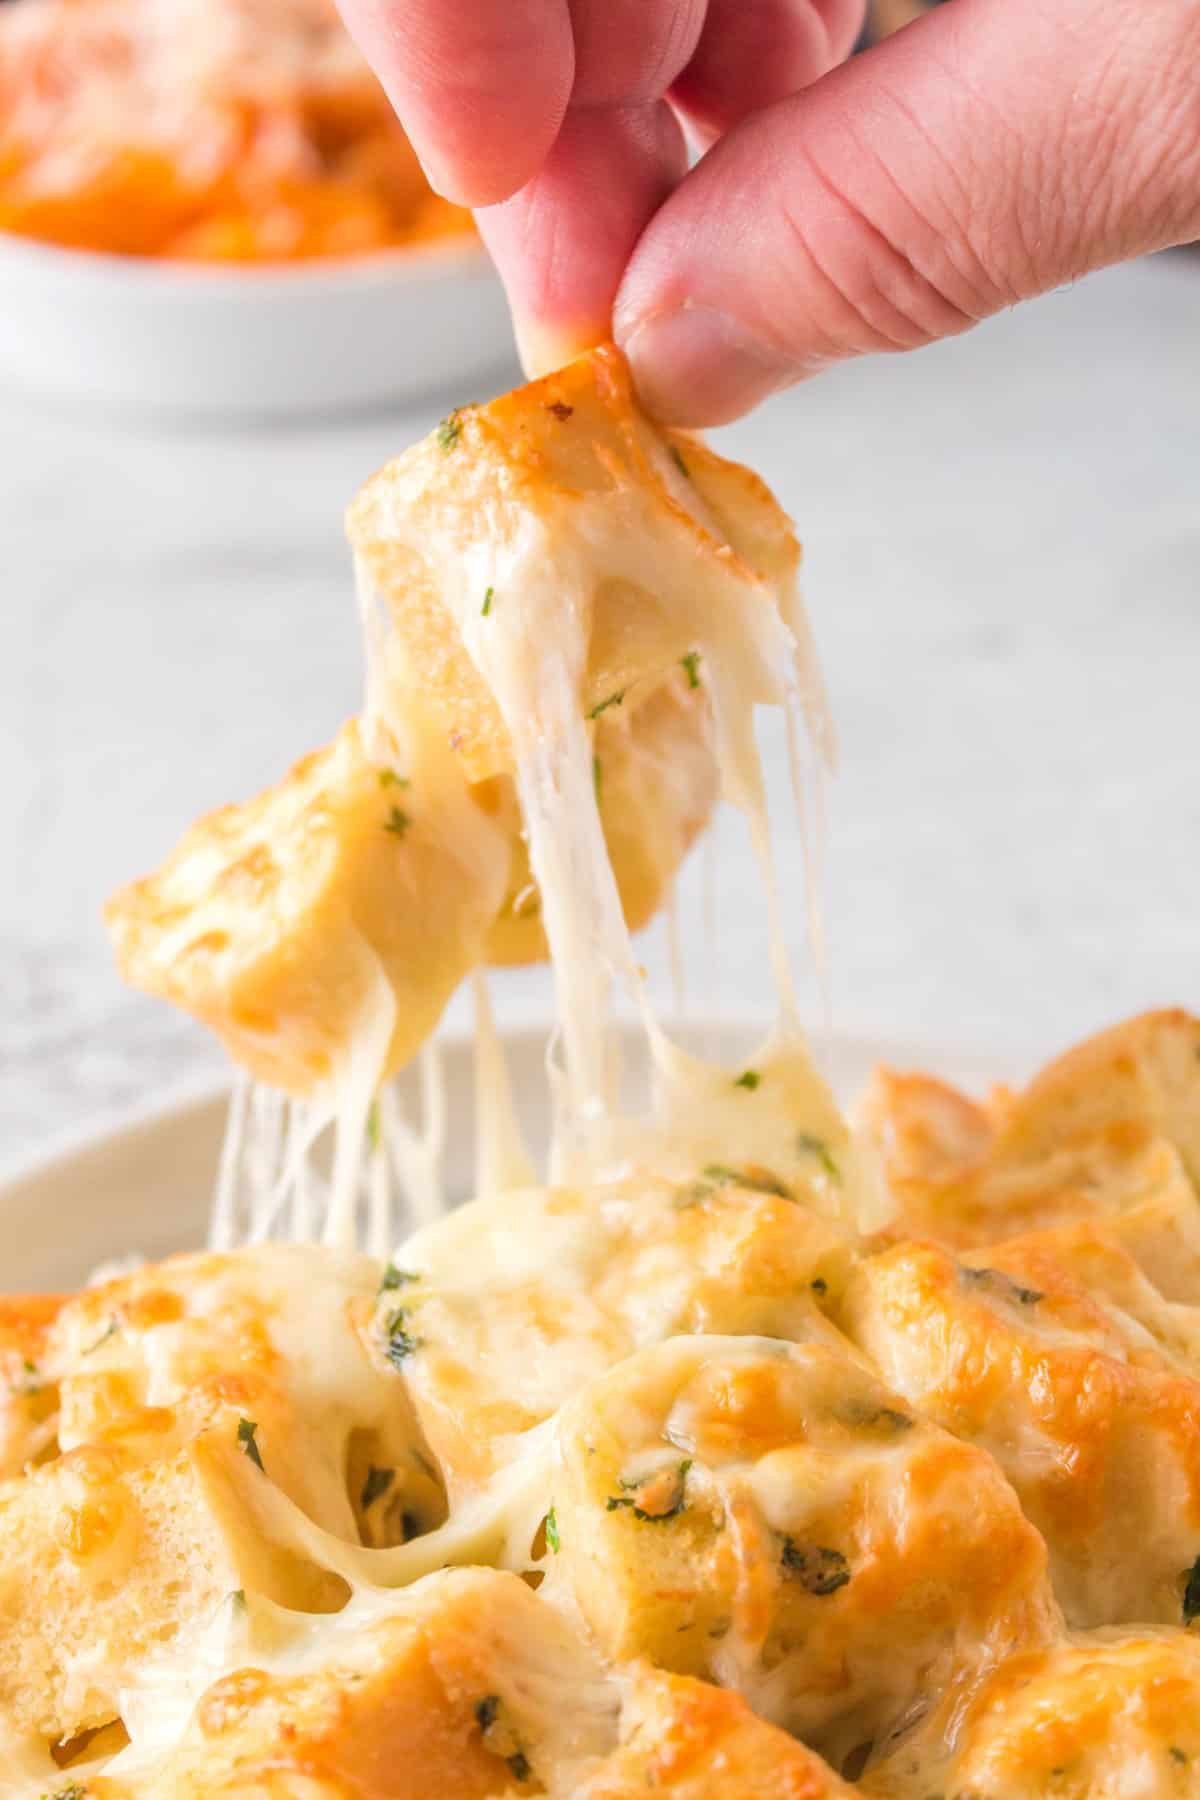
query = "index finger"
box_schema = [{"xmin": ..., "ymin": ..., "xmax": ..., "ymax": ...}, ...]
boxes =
[{"xmin": 336, "ymin": 0, "xmax": 575, "ymax": 205}]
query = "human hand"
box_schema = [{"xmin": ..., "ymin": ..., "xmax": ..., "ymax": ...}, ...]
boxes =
[{"xmin": 338, "ymin": 0, "xmax": 1200, "ymax": 424}]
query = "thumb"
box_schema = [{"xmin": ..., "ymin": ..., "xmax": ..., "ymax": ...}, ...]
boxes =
[{"xmin": 615, "ymin": 0, "xmax": 1200, "ymax": 424}]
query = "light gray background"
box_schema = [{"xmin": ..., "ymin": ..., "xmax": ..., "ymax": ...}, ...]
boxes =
[{"xmin": 2, "ymin": 252, "xmax": 1197, "ymax": 1167}]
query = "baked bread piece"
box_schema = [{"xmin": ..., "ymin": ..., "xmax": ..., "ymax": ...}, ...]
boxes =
[
  {"xmin": 548, "ymin": 1333, "xmax": 1059, "ymax": 1767},
  {"xmin": 863, "ymin": 1629, "xmax": 1200, "ymax": 1799},
  {"xmin": 90, "ymin": 1567, "xmax": 619, "ymax": 1798},
  {"xmin": 370, "ymin": 1179, "xmax": 854, "ymax": 1500},
  {"xmin": 0, "ymin": 1245, "xmax": 444, "ymax": 1743},
  {"xmin": 106, "ymin": 667, "xmax": 717, "ymax": 1094},
  {"xmin": 843, "ymin": 1230, "xmax": 1200, "ymax": 1628},
  {"xmin": 0, "ymin": 1292, "xmax": 63, "ymax": 1478},
  {"xmin": 106, "ymin": 717, "xmax": 512, "ymax": 1095},
  {"xmin": 83, "ymin": 1570, "xmax": 853, "ymax": 1799},
  {"xmin": 864, "ymin": 1009, "xmax": 1200, "ymax": 1297},
  {"xmin": 347, "ymin": 343, "xmax": 809, "ymax": 786}
]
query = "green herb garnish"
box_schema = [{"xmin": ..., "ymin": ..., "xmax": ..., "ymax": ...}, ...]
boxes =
[
  {"xmin": 475, "ymin": 1695, "xmax": 499, "ymax": 1731},
  {"xmin": 229, "ymin": 1588, "xmax": 247, "ymax": 1613},
  {"xmin": 14, "ymin": 1358, "xmax": 43, "ymax": 1396},
  {"xmin": 680, "ymin": 650, "xmax": 701, "ymax": 689},
  {"xmin": 545, "ymin": 1506, "xmax": 561, "ymax": 1553},
  {"xmin": 436, "ymin": 411, "xmax": 462, "ymax": 451},
  {"xmin": 383, "ymin": 1309, "xmax": 420, "ymax": 1367},
  {"xmin": 962, "ymin": 1265, "xmax": 1043, "ymax": 1306},
  {"xmin": 780, "ymin": 1539, "xmax": 850, "ymax": 1596},
  {"xmin": 702, "ymin": 1163, "xmax": 792, "ymax": 1200},
  {"xmin": 796, "ymin": 1132, "xmax": 841, "ymax": 1184},
  {"xmin": 383, "ymin": 805, "xmax": 411, "ymax": 838},
  {"xmin": 507, "ymin": 1753, "xmax": 532, "ymax": 1783},
  {"xmin": 366, "ymin": 1100, "xmax": 381, "ymax": 1153},
  {"xmin": 380, "ymin": 1264, "xmax": 418, "ymax": 1294},
  {"xmin": 481, "ymin": 586, "xmax": 494, "ymax": 616},
  {"xmin": 547, "ymin": 400, "xmax": 573, "ymax": 422},
  {"xmin": 607, "ymin": 1460, "xmax": 692, "ymax": 1522},
  {"xmin": 587, "ymin": 690, "xmax": 625, "ymax": 720},
  {"xmin": 83, "ymin": 1318, "xmax": 119, "ymax": 1356},
  {"xmin": 810, "ymin": 1277, "xmax": 828, "ymax": 1296},
  {"xmin": 1170, "ymin": 1746, "xmax": 1189, "ymax": 1766},
  {"xmin": 360, "ymin": 1466, "xmax": 394, "ymax": 1511},
  {"xmin": 593, "ymin": 754, "xmax": 602, "ymax": 804},
  {"xmin": 733, "ymin": 1069, "xmax": 760, "ymax": 1091},
  {"xmin": 378, "ymin": 769, "xmax": 409, "ymax": 789},
  {"xmin": 237, "ymin": 1417, "xmax": 264, "ymax": 1471}
]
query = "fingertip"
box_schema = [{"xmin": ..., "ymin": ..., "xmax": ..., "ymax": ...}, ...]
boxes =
[{"xmin": 619, "ymin": 305, "xmax": 800, "ymax": 426}]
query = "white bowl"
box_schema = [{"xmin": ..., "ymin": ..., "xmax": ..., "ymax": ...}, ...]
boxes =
[
  {"xmin": 0, "ymin": 231, "xmax": 516, "ymax": 419},
  {"xmin": 0, "ymin": 1024, "xmax": 1020, "ymax": 1292}
]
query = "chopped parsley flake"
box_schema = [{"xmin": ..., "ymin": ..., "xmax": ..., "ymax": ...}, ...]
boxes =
[
  {"xmin": 436, "ymin": 411, "xmax": 462, "ymax": 451},
  {"xmin": 843, "ymin": 1401, "xmax": 914, "ymax": 1436},
  {"xmin": 481, "ymin": 585, "xmax": 494, "ymax": 616},
  {"xmin": 810, "ymin": 1277, "xmax": 828, "ymax": 1296},
  {"xmin": 14, "ymin": 1358, "xmax": 43, "ymax": 1396},
  {"xmin": 587, "ymin": 690, "xmax": 625, "ymax": 720},
  {"xmin": 366, "ymin": 1100, "xmax": 381, "ymax": 1153},
  {"xmin": 962, "ymin": 1265, "xmax": 1043, "ymax": 1306},
  {"xmin": 680, "ymin": 650, "xmax": 702, "ymax": 689},
  {"xmin": 1182, "ymin": 1554, "xmax": 1200, "ymax": 1624},
  {"xmin": 780, "ymin": 1539, "xmax": 850, "ymax": 1596},
  {"xmin": 545, "ymin": 1506, "xmax": 561, "ymax": 1553},
  {"xmin": 237, "ymin": 1416, "xmax": 264, "ymax": 1471},
  {"xmin": 507, "ymin": 1753, "xmax": 532, "ymax": 1783},
  {"xmin": 1170, "ymin": 1746, "xmax": 1189, "ymax": 1765},
  {"xmin": 379, "ymin": 1264, "xmax": 418, "ymax": 1294},
  {"xmin": 733, "ymin": 1069, "xmax": 760, "ymax": 1090},
  {"xmin": 796, "ymin": 1132, "xmax": 841, "ymax": 1184},
  {"xmin": 383, "ymin": 1309, "xmax": 420, "ymax": 1367},
  {"xmin": 669, "ymin": 445, "xmax": 690, "ymax": 478},
  {"xmin": 378, "ymin": 769, "xmax": 409, "ymax": 789},
  {"xmin": 547, "ymin": 400, "xmax": 574, "ymax": 422},
  {"xmin": 360, "ymin": 1466, "xmax": 394, "ymax": 1511},
  {"xmin": 475, "ymin": 1695, "xmax": 499, "ymax": 1732},
  {"xmin": 229, "ymin": 1588, "xmax": 247, "ymax": 1613},
  {"xmin": 46, "ymin": 1786, "xmax": 88, "ymax": 1800},
  {"xmin": 83, "ymin": 1317, "xmax": 119, "ymax": 1356},
  {"xmin": 593, "ymin": 754, "xmax": 602, "ymax": 804},
  {"xmin": 383, "ymin": 805, "xmax": 411, "ymax": 838},
  {"xmin": 607, "ymin": 1460, "xmax": 692, "ymax": 1522},
  {"xmin": 702, "ymin": 1162, "xmax": 792, "ymax": 1200}
]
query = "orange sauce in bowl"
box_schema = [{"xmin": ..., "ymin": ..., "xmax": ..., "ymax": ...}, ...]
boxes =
[{"xmin": 0, "ymin": 0, "xmax": 475, "ymax": 262}]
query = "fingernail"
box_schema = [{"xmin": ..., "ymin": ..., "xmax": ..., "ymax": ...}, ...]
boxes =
[{"xmin": 619, "ymin": 305, "xmax": 796, "ymax": 426}]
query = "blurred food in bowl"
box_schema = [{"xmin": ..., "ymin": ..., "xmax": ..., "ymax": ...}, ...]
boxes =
[{"xmin": 0, "ymin": 0, "xmax": 474, "ymax": 261}]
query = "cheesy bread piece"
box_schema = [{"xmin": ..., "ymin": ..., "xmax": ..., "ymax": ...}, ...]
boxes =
[
  {"xmin": 487, "ymin": 671, "xmax": 717, "ymax": 963},
  {"xmin": 88, "ymin": 1568, "xmax": 618, "ymax": 1799},
  {"xmin": 107, "ymin": 673, "xmax": 717, "ymax": 1093},
  {"xmin": 0, "ymin": 1292, "xmax": 63, "ymax": 1478},
  {"xmin": 864, "ymin": 1630, "xmax": 1200, "ymax": 1800},
  {"xmin": 0, "ymin": 1247, "xmax": 444, "ymax": 1742},
  {"xmin": 371, "ymin": 1179, "xmax": 854, "ymax": 1500},
  {"xmin": 0, "ymin": 1430, "xmax": 346, "ymax": 1744},
  {"xmin": 48, "ymin": 1245, "xmax": 444, "ymax": 1545},
  {"xmin": 843, "ymin": 1236, "xmax": 1200, "ymax": 1628},
  {"xmin": 89, "ymin": 1573, "xmax": 851, "ymax": 1800},
  {"xmin": 576, "ymin": 1665, "xmax": 855, "ymax": 1800},
  {"xmin": 865, "ymin": 1010, "xmax": 1200, "ymax": 1298},
  {"xmin": 106, "ymin": 716, "xmax": 511, "ymax": 1095},
  {"xmin": 548, "ymin": 1334, "xmax": 1059, "ymax": 1766},
  {"xmin": 347, "ymin": 343, "xmax": 807, "ymax": 786}
]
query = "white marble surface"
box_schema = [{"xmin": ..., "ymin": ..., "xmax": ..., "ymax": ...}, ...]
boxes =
[{"xmin": 2, "ymin": 253, "xmax": 1198, "ymax": 1170}]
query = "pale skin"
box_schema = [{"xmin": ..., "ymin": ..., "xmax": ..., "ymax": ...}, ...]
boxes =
[{"xmin": 338, "ymin": 0, "xmax": 1200, "ymax": 424}]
